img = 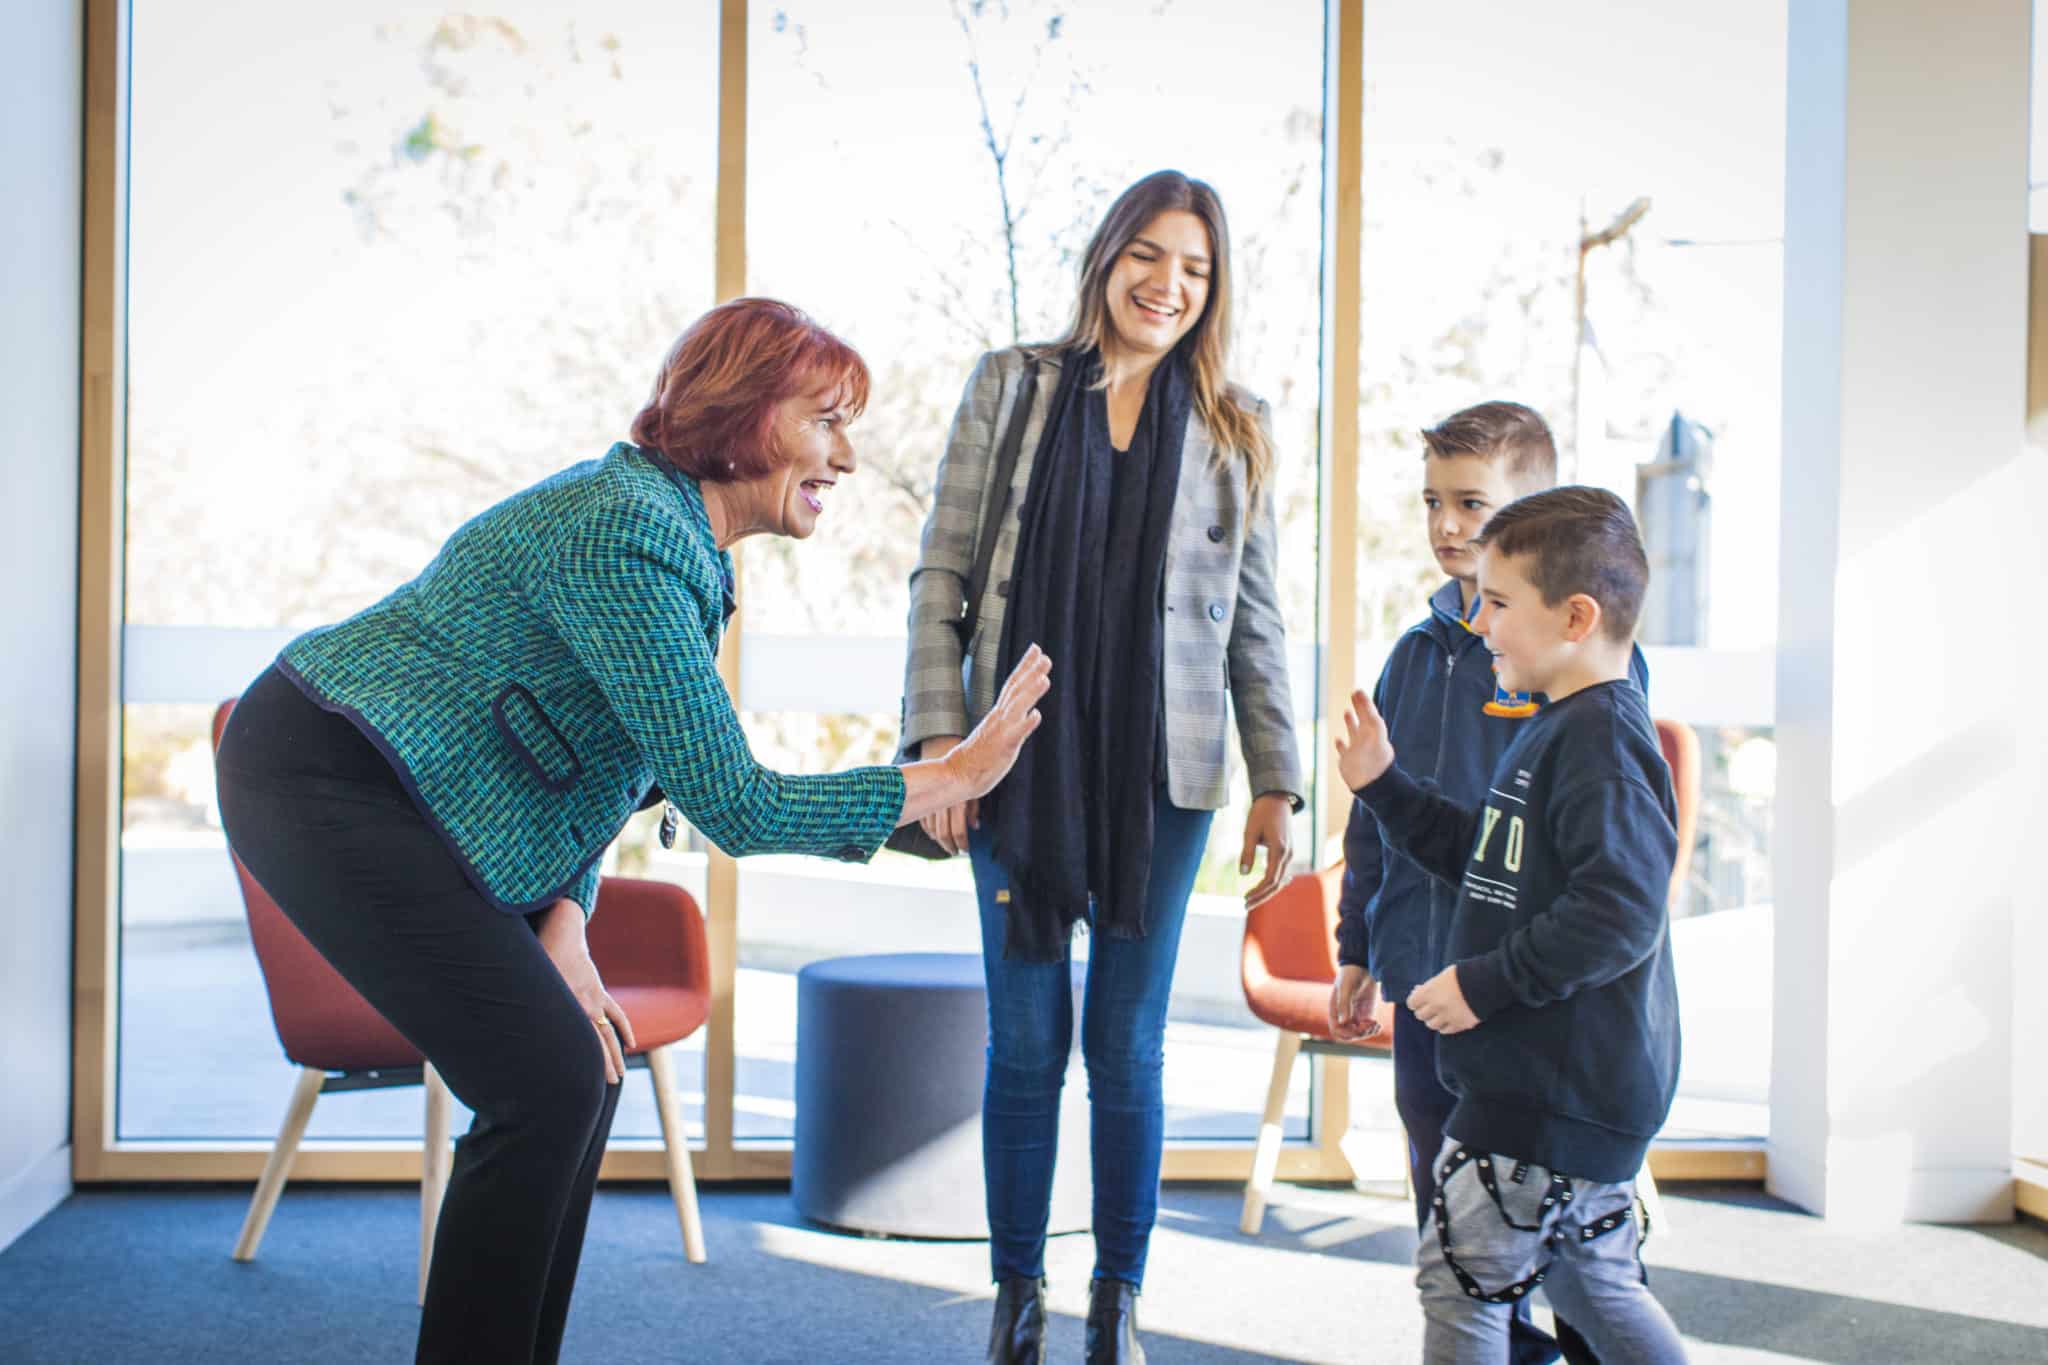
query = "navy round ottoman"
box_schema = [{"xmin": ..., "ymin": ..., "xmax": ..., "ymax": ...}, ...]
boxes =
[{"xmin": 792, "ymin": 952, "xmax": 1091, "ymax": 1238}]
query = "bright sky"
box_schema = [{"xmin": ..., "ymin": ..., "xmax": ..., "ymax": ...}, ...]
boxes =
[{"xmin": 130, "ymin": 0, "xmax": 1795, "ymax": 647}]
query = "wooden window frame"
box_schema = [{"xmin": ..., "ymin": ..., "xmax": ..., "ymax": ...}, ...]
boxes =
[{"xmin": 71, "ymin": 0, "xmax": 1763, "ymax": 1189}]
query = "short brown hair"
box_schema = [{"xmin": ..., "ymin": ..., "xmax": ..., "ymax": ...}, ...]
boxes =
[
  {"xmin": 630, "ymin": 298, "xmax": 870, "ymax": 483},
  {"xmin": 1473, "ymin": 486, "xmax": 1648, "ymax": 643},
  {"xmin": 1420, "ymin": 401, "xmax": 1557, "ymax": 489}
]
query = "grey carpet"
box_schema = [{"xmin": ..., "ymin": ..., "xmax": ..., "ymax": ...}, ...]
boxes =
[{"xmin": 1, "ymin": 1181, "xmax": 2043, "ymax": 1363}]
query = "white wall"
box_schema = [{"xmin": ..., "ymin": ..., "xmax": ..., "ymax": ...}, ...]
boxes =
[
  {"xmin": 2020, "ymin": 237, "xmax": 2048, "ymax": 1180},
  {"xmin": 0, "ymin": 0, "xmax": 84, "ymax": 1252},
  {"xmin": 1772, "ymin": 0, "xmax": 2035, "ymax": 1223}
]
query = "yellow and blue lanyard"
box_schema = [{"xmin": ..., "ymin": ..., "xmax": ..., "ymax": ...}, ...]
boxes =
[{"xmin": 1459, "ymin": 594, "xmax": 1539, "ymax": 719}]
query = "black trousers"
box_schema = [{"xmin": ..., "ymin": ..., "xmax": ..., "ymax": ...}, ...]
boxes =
[{"xmin": 215, "ymin": 666, "xmax": 620, "ymax": 1365}]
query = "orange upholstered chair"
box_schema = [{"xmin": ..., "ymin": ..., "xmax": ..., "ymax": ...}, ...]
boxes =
[
  {"xmin": 211, "ymin": 700, "xmax": 450, "ymax": 1301},
  {"xmin": 212, "ymin": 701, "xmax": 712, "ymax": 1303},
  {"xmin": 581, "ymin": 874, "xmax": 713, "ymax": 1265},
  {"xmin": 1238, "ymin": 863, "xmax": 1395, "ymax": 1234},
  {"xmin": 1654, "ymin": 717, "xmax": 1701, "ymax": 910}
]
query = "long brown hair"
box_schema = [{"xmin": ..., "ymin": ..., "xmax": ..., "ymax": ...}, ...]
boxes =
[{"xmin": 1039, "ymin": 170, "xmax": 1274, "ymax": 505}]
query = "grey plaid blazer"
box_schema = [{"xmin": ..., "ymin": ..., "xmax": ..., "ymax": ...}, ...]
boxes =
[{"xmin": 902, "ymin": 346, "xmax": 1304, "ymax": 811}]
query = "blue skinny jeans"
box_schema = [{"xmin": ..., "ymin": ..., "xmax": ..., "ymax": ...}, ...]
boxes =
[{"xmin": 968, "ymin": 789, "xmax": 1212, "ymax": 1287}]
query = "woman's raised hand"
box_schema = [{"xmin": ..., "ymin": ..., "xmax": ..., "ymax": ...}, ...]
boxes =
[
  {"xmin": 945, "ymin": 645, "xmax": 1051, "ymax": 801},
  {"xmin": 897, "ymin": 647, "xmax": 1051, "ymax": 843}
]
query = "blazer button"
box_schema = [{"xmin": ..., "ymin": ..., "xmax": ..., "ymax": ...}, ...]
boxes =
[
  {"xmin": 996, "ymin": 579, "xmax": 1010, "ymax": 598},
  {"xmin": 1207, "ymin": 524, "xmax": 1225, "ymax": 543},
  {"xmin": 1207, "ymin": 602, "xmax": 1226, "ymax": 623}
]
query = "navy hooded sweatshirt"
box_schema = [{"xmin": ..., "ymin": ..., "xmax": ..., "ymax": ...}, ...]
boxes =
[
  {"xmin": 1337, "ymin": 579, "xmax": 1648, "ymax": 1003},
  {"xmin": 1355, "ymin": 677, "xmax": 1681, "ymax": 1183}
]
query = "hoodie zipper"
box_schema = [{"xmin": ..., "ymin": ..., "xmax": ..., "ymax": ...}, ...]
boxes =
[
  {"xmin": 1427, "ymin": 646, "xmax": 1457, "ymax": 958},
  {"xmin": 1433, "ymin": 650, "xmax": 1457, "ymax": 777}
]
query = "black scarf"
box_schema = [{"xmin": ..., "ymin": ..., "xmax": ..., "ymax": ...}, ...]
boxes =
[{"xmin": 988, "ymin": 347, "xmax": 1190, "ymax": 962}]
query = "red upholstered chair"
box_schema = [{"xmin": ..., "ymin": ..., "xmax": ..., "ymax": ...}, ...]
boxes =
[
  {"xmin": 1238, "ymin": 863, "xmax": 1395, "ymax": 1234},
  {"xmin": 1655, "ymin": 717, "xmax": 1701, "ymax": 911},
  {"xmin": 212, "ymin": 702, "xmax": 712, "ymax": 1301},
  {"xmin": 1634, "ymin": 716, "xmax": 1702, "ymax": 1230},
  {"xmin": 211, "ymin": 701, "xmax": 450, "ymax": 1302},
  {"xmin": 581, "ymin": 875, "xmax": 713, "ymax": 1264}
]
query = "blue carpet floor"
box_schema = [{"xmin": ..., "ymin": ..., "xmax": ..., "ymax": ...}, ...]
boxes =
[{"xmin": 3, "ymin": 1182, "xmax": 2045, "ymax": 1362}]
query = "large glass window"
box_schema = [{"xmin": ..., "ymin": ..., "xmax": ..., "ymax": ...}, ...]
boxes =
[
  {"xmin": 733, "ymin": 1, "xmax": 1328, "ymax": 1143},
  {"xmin": 108, "ymin": 0, "xmax": 1779, "ymax": 1165},
  {"xmin": 1356, "ymin": 1, "xmax": 1786, "ymax": 1140},
  {"xmin": 120, "ymin": 1, "xmax": 717, "ymax": 1141}
]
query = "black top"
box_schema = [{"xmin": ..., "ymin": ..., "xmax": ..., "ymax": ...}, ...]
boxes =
[
  {"xmin": 989, "ymin": 350, "xmax": 1187, "ymax": 960},
  {"xmin": 1356, "ymin": 678, "xmax": 1681, "ymax": 1182},
  {"xmin": 1095, "ymin": 387, "xmax": 1169, "ymax": 784}
]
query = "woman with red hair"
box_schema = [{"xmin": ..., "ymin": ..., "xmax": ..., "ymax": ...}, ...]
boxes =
[{"xmin": 213, "ymin": 298, "xmax": 1050, "ymax": 1365}]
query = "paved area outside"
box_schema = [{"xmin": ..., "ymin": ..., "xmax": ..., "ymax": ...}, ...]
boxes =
[
  {"xmin": 117, "ymin": 922, "xmax": 1321, "ymax": 1144},
  {"xmin": 117, "ymin": 906, "xmax": 1765, "ymax": 1147}
]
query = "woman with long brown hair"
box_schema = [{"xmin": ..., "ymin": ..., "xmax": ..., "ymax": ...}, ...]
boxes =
[{"xmin": 901, "ymin": 171, "xmax": 1304, "ymax": 1363}]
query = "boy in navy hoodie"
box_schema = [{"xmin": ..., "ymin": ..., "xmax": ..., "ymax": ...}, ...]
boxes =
[
  {"xmin": 1331, "ymin": 404, "xmax": 1641, "ymax": 1364},
  {"xmin": 1337, "ymin": 487, "xmax": 1686, "ymax": 1364}
]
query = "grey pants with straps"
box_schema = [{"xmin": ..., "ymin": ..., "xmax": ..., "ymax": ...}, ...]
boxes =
[{"xmin": 1417, "ymin": 1140, "xmax": 1688, "ymax": 1364}]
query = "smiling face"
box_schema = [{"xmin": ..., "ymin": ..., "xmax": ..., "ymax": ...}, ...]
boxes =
[
  {"xmin": 1423, "ymin": 453, "xmax": 1526, "ymax": 585},
  {"xmin": 1471, "ymin": 545, "xmax": 1580, "ymax": 697},
  {"xmin": 763, "ymin": 386, "xmax": 857, "ymax": 539},
  {"xmin": 1101, "ymin": 209, "xmax": 1212, "ymax": 365}
]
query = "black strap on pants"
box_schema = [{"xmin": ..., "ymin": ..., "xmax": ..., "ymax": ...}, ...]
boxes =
[{"xmin": 1430, "ymin": 1146, "xmax": 1651, "ymax": 1306}]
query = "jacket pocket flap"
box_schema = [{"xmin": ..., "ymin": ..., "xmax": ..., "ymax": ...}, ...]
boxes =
[{"xmin": 491, "ymin": 683, "xmax": 583, "ymax": 794}]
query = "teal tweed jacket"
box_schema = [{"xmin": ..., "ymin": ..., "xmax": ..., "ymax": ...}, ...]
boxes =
[{"xmin": 277, "ymin": 442, "xmax": 906, "ymax": 917}]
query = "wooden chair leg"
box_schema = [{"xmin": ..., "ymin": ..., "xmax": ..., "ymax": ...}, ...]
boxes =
[
  {"xmin": 419, "ymin": 1062, "xmax": 454, "ymax": 1305},
  {"xmin": 233, "ymin": 1066, "xmax": 325, "ymax": 1262},
  {"xmin": 1240, "ymin": 1030, "xmax": 1304, "ymax": 1235},
  {"xmin": 646, "ymin": 1043, "xmax": 708, "ymax": 1264}
]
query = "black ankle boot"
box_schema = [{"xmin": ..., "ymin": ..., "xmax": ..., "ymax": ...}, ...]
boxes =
[
  {"xmin": 1084, "ymin": 1278, "xmax": 1145, "ymax": 1365},
  {"xmin": 987, "ymin": 1275, "xmax": 1047, "ymax": 1364}
]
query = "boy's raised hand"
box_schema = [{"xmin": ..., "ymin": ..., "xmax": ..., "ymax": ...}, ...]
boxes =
[{"xmin": 1334, "ymin": 688, "xmax": 1396, "ymax": 792}]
